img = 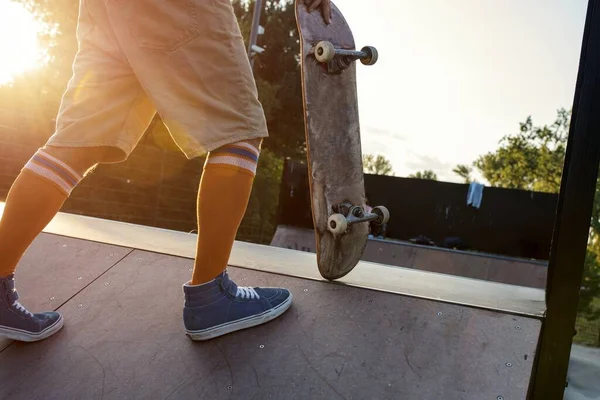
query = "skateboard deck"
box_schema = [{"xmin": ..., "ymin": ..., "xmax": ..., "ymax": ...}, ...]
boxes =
[{"xmin": 296, "ymin": 0, "xmax": 389, "ymax": 280}]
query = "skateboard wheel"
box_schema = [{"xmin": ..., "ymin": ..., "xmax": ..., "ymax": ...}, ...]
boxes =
[
  {"xmin": 372, "ymin": 206, "xmax": 390, "ymax": 225},
  {"xmin": 328, "ymin": 214, "xmax": 348, "ymax": 235},
  {"xmin": 360, "ymin": 46, "xmax": 378, "ymax": 65},
  {"xmin": 315, "ymin": 41, "xmax": 336, "ymax": 63}
]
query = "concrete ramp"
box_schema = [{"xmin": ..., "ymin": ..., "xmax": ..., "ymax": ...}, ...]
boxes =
[
  {"xmin": 565, "ymin": 345, "xmax": 600, "ymax": 400},
  {"xmin": 0, "ymin": 209, "xmax": 545, "ymax": 399}
]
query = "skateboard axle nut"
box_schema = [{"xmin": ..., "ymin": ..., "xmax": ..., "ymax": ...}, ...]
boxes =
[{"xmin": 351, "ymin": 206, "xmax": 364, "ymax": 218}]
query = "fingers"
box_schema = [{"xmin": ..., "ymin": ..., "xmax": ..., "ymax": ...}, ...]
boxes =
[
  {"xmin": 321, "ymin": 0, "xmax": 332, "ymax": 24},
  {"xmin": 305, "ymin": 0, "xmax": 331, "ymax": 24},
  {"xmin": 308, "ymin": 0, "xmax": 322, "ymax": 12}
]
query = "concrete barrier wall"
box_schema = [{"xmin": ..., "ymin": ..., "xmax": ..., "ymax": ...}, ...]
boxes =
[{"xmin": 271, "ymin": 225, "xmax": 548, "ymax": 288}]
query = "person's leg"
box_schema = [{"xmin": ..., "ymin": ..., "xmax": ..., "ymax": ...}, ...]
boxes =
[
  {"xmin": 191, "ymin": 138, "xmax": 262, "ymax": 285},
  {"xmin": 104, "ymin": 0, "xmax": 292, "ymax": 340},
  {"xmin": 180, "ymin": 142, "xmax": 292, "ymax": 341},
  {"xmin": 0, "ymin": 146, "xmax": 108, "ymax": 342},
  {"xmin": 0, "ymin": 147, "xmax": 105, "ymax": 277},
  {"xmin": 0, "ymin": 0, "xmax": 156, "ymax": 342}
]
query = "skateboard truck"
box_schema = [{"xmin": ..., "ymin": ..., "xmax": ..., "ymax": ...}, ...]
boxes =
[
  {"xmin": 327, "ymin": 203, "xmax": 390, "ymax": 236},
  {"xmin": 313, "ymin": 41, "xmax": 378, "ymax": 73}
]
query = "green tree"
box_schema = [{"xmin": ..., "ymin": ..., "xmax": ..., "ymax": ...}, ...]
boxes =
[
  {"xmin": 456, "ymin": 108, "xmax": 600, "ymax": 321},
  {"xmin": 363, "ymin": 154, "xmax": 394, "ymax": 176},
  {"xmin": 473, "ymin": 109, "xmax": 569, "ymax": 192},
  {"xmin": 409, "ymin": 170, "xmax": 438, "ymax": 180},
  {"xmin": 581, "ymin": 249, "xmax": 600, "ymax": 321},
  {"xmin": 233, "ymin": 0, "xmax": 305, "ymax": 158},
  {"xmin": 453, "ymin": 164, "xmax": 473, "ymax": 184},
  {"xmin": 238, "ymin": 148, "xmax": 285, "ymax": 244}
]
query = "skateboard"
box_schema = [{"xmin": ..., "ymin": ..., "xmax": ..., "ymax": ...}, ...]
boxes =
[{"xmin": 295, "ymin": 0, "xmax": 390, "ymax": 280}]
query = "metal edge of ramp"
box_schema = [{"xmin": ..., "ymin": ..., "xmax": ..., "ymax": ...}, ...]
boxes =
[{"xmin": 0, "ymin": 203, "xmax": 546, "ymax": 319}]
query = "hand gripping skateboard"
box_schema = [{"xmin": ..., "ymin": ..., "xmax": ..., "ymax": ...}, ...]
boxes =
[{"xmin": 296, "ymin": 0, "xmax": 390, "ymax": 280}]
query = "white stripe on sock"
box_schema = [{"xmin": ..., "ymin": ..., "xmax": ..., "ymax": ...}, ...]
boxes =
[
  {"xmin": 24, "ymin": 162, "xmax": 73, "ymax": 195},
  {"xmin": 233, "ymin": 142, "xmax": 260, "ymax": 156},
  {"xmin": 37, "ymin": 150, "xmax": 82, "ymax": 181},
  {"xmin": 207, "ymin": 156, "xmax": 258, "ymax": 174}
]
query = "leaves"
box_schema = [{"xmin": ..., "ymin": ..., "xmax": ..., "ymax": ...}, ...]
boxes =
[
  {"xmin": 239, "ymin": 148, "xmax": 285, "ymax": 243},
  {"xmin": 581, "ymin": 248, "xmax": 600, "ymax": 321},
  {"xmin": 234, "ymin": 0, "xmax": 305, "ymax": 158},
  {"xmin": 472, "ymin": 109, "xmax": 569, "ymax": 193},
  {"xmin": 409, "ymin": 170, "xmax": 438, "ymax": 180},
  {"xmin": 363, "ymin": 154, "xmax": 394, "ymax": 176},
  {"xmin": 452, "ymin": 164, "xmax": 472, "ymax": 184}
]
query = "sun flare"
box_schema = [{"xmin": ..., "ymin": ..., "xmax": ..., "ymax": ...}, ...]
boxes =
[{"xmin": 0, "ymin": 2, "xmax": 44, "ymax": 85}]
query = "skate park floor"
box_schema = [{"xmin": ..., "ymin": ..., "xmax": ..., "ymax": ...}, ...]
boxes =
[{"xmin": 0, "ymin": 204, "xmax": 593, "ymax": 399}]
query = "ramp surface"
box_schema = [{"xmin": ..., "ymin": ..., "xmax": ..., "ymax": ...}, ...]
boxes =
[
  {"xmin": 0, "ymin": 232, "xmax": 541, "ymax": 400},
  {"xmin": 0, "ymin": 235, "xmax": 130, "ymax": 352}
]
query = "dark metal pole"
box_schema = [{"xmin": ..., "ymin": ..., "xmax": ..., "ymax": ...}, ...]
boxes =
[
  {"xmin": 247, "ymin": 0, "xmax": 264, "ymax": 69},
  {"xmin": 531, "ymin": 0, "xmax": 600, "ymax": 398}
]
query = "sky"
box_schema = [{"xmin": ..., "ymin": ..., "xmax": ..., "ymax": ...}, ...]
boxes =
[
  {"xmin": 0, "ymin": 1, "xmax": 42, "ymax": 85},
  {"xmin": 333, "ymin": 0, "xmax": 589, "ymax": 182}
]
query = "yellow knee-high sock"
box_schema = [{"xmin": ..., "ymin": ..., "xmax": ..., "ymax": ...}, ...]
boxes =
[
  {"xmin": 0, "ymin": 150, "xmax": 83, "ymax": 277},
  {"xmin": 191, "ymin": 139, "xmax": 261, "ymax": 285}
]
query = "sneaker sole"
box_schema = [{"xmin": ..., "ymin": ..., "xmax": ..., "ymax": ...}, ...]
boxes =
[
  {"xmin": 0, "ymin": 314, "xmax": 64, "ymax": 342},
  {"xmin": 185, "ymin": 293, "xmax": 293, "ymax": 341}
]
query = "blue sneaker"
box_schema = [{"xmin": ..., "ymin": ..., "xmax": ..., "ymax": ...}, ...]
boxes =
[
  {"xmin": 0, "ymin": 274, "xmax": 64, "ymax": 342},
  {"xmin": 183, "ymin": 270, "xmax": 293, "ymax": 341}
]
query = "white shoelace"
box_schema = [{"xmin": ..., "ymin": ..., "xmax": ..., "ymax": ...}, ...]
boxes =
[
  {"xmin": 236, "ymin": 286, "xmax": 260, "ymax": 300},
  {"xmin": 12, "ymin": 300, "xmax": 34, "ymax": 318}
]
